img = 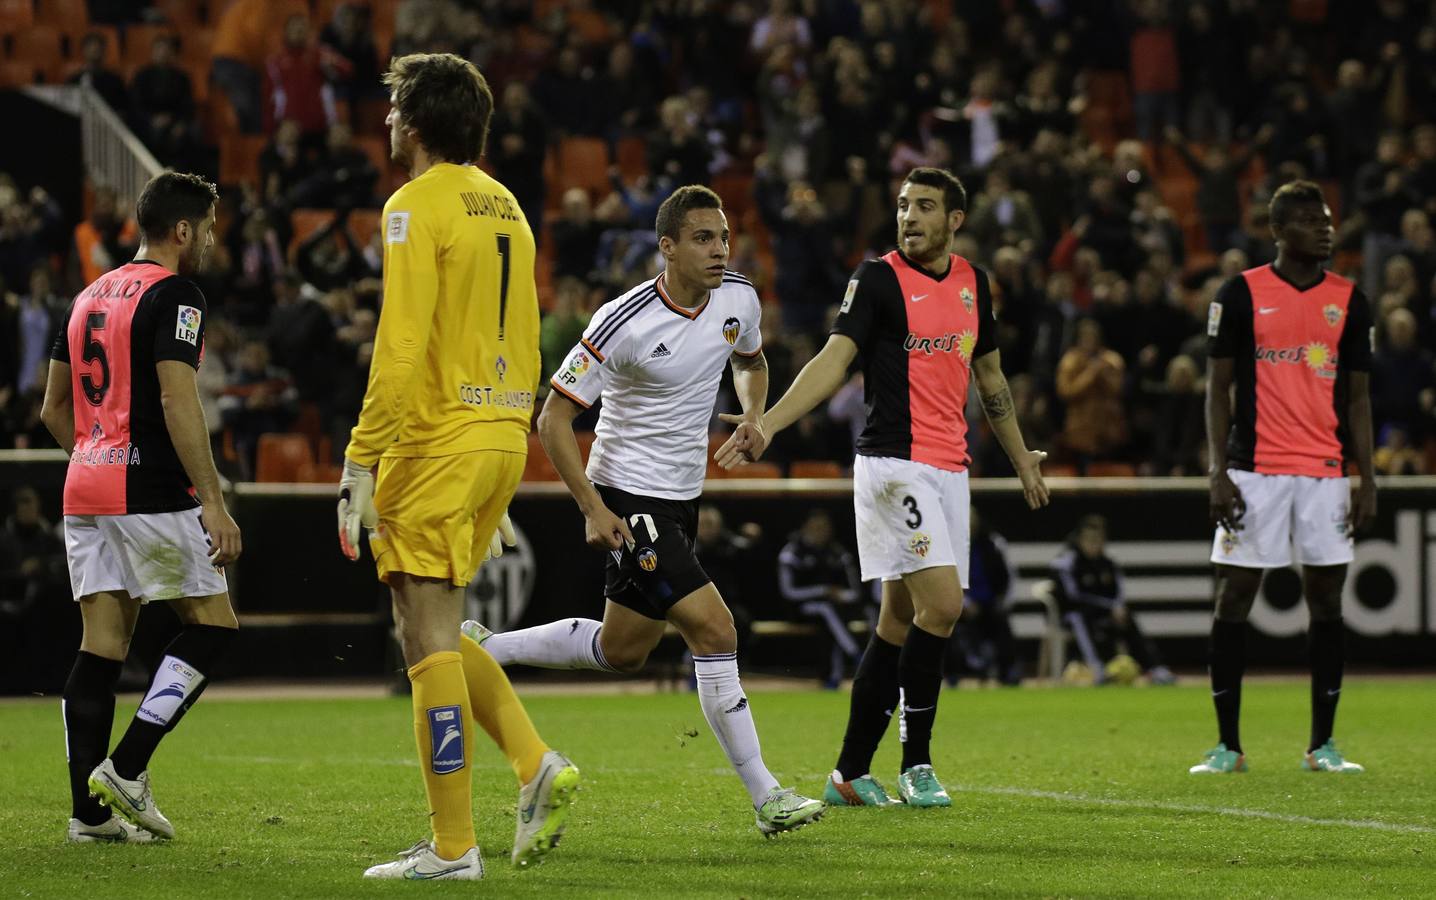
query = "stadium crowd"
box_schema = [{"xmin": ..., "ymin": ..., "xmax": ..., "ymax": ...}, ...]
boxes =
[{"xmin": 2, "ymin": 0, "xmax": 1436, "ymax": 481}]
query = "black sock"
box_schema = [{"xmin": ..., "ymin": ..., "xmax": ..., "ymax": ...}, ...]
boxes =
[
  {"xmin": 1308, "ymin": 619, "xmax": 1345, "ymax": 752},
  {"xmin": 835, "ymin": 634, "xmax": 902, "ymax": 781},
  {"xmin": 63, "ymin": 652, "xmax": 123, "ymax": 825},
  {"xmin": 111, "ymin": 625, "xmax": 235, "ymax": 780},
  {"xmin": 1209, "ymin": 619, "xmax": 1246, "ymax": 754},
  {"xmin": 898, "ymin": 626, "xmax": 947, "ymax": 772}
]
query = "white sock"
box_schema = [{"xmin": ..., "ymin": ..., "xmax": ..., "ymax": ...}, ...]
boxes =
[
  {"xmin": 693, "ymin": 653, "xmax": 779, "ymax": 806},
  {"xmin": 481, "ymin": 618, "xmax": 617, "ymax": 671}
]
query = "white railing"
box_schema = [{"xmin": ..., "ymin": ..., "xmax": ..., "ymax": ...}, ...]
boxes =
[{"xmin": 25, "ymin": 83, "xmax": 163, "ymax": 205}]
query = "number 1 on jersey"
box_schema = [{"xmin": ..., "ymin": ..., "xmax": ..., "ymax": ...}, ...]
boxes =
[{"xmin": 496, "ymin": 233, "xmax": 511, "ymax": 341}]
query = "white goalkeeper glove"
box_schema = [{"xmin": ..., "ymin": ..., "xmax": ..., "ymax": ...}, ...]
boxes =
[
  {"xmin": 487, "ymin": 511, "xmax": 516, "ymax": 560},
  {"xmin": 337, "ymin": 459, "xmax": 378, "ymax": 561}
]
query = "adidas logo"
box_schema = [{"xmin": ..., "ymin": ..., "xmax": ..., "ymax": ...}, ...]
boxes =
[{"xmin": 650, "ymin": 343, "xmax": 672, "ymax": 358}]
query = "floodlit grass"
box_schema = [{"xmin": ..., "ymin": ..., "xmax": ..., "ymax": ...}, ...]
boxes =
[{"xmin": 2, "ymin": 680, "xmax": 1432, "ymax": 898}]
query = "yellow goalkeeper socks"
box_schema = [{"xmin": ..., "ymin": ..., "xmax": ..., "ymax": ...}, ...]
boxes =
[
  {"xmin": 460, "ymin": 635, "xmax": 549, "ymax": 784},
  {"xmin": 408, "ymin": 651, "xmax": 475, "ymax": 860}
]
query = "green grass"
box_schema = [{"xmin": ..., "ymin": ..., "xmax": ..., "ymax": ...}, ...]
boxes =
[{"xmin": 2, "ymin": 681, "xmax": 1433, "ymax": 898}]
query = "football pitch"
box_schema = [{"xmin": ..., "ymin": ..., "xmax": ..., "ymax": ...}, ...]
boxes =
[{"xmin": 2, "ymin": 679, "xmax": 1432, "ymax": 898}]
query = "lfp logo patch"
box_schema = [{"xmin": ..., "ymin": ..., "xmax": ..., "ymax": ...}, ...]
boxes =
[
  {"xmin": 175, "ymin": 305, "xmax": 201, "ymax": 345},
  {"xmin": 722, "ymin": 316, "xmax": 740, "ymax": 346},
  {"xmin": 909, "ymin": 533, "xmax": 931, "ymax": 558},
  {"xmin": 567, "ymin": 350, "xmax": 592, "ymax": 377},
  {"xmin": 427, "ymin": 706, "xmax": 465, "ymax": 775}
]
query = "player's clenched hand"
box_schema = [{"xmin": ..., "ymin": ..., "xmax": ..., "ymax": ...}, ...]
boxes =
[
  {"xmin": 337, "ymin": 459, "xmax": 378, "ymax": 561},
  {"xmin": 202, "ymin": 503, "xmax": 242, "ymax": 567},
  {"xmin": 1015, "ymin": 449, "xmax": 1049, "ymax": 510},
  {"xmin": 584, "ymin": 503, "xmax": 633, "ymax": 551},
  {"xmin": 1209, "ymin": 469, "xmax": 1245, "ymax": 533},
  {"xmin": 1348, "ymin": 478, "xmax": 1377, "ymax": 536},
  {"xmin": 715, "ymin": 414, "xmax": 769, "ymax": 469},
  {"xmin": 487, "ymin": 511, "xmax": 517, "ymax": 560}
]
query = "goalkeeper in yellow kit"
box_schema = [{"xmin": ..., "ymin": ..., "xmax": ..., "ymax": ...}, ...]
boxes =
[{"xmin": 335, "ymin": 52, "xmax": 578, "ymax": 881}]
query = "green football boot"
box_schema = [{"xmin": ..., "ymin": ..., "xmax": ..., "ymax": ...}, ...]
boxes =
[
  {"xmin": 1188, "ymin": 743, "xmax": 1247, "ymax": 774},
  {"xmin": 755, "ymin": 787, "xmax": 825, "ymax": 836},
  {"xmin": 896, "ymin": 765, "xmax": 952, "ymax": 808},
  {"xmin": 1303, "ymin": 740, "xmax": 1364, "ymax": 773},
  {"xmin": 823, "ymin": 772, "xmax": 899, "ymax": 807}
]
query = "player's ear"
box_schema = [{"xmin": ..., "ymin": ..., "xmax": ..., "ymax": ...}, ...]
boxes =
[
  {"xmin": 174, "ymin": 218, "xmax": 191, "ymax": 246},
  {"xmin": 948, "ymin": 208, "xmax": 965, "ymax": 233},
  {"xmin": 658, "ymin": 235, "xmax": 674, "ymax": 259}
]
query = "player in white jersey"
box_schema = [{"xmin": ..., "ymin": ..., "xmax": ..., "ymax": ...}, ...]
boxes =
[{"xmin": 463, "ymin": 185, "xmax": 824, "ymax": 836}]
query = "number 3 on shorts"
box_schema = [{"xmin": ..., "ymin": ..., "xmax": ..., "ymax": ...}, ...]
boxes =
[{"xmin": 902, "ymin": 495, "xmax": 922, "ymax": 529}]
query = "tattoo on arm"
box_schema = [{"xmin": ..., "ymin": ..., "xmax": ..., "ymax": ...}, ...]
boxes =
[{"xmin": 981, "ymin": 386, "xmax": 1014, "ymax": 422}]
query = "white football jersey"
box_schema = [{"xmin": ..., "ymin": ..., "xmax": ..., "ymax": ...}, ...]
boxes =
[{"xmin": 550, "ymin": 270, "xmax": 762, "ymax": 500}]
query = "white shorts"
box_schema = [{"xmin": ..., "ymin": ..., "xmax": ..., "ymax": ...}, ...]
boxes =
[
  {"xmin": 64, "ymin": 509, "xmax": 228, "ymax": 603},
  {"xmin": 853, "ymin": 455, "xmax": 970, "ymax": 587},
  {"xmin": 1210, "ymin": 470, "xmax": 1353, "ymax": 569}
]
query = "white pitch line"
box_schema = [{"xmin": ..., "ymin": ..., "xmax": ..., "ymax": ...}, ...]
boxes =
[{"xmin": 949, "ymin": 783, "xmax": 1435, "ymax": 834}]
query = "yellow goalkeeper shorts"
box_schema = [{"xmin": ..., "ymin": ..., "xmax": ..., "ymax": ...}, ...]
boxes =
[{"xmin": 370, "ymin": 449, "xmax": 524, "ymax": 587}]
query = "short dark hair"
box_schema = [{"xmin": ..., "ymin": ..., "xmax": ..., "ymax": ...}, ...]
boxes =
[
  {"xmin": 135, "ymin": 171, "xmax": 218, "ymax": 241},
  {"xmin": 1269, "ymin": 179, "xmax": 1326, "ymax": 228},
  {"xmin": 903, "ymin": 167, "xmax": 967, "ymax": 214},
  {"xmin": 655, "ymin": 185, "xmax": 723, "ymax": 242},
  {"xmin": 383, "ymin": 52, "xmax": 493, "ymax": 164}
]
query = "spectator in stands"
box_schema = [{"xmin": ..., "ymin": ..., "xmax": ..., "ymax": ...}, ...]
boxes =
[
  {"xmin": 947, "ymin": 508, "xmax": 1020, "ymax": 686},
  {"xmin": 318, "ymin": 1, "xmax": 381, "ymax": 111},
  {"xmin": 210, "ymin": 0, "xmax": 277, "ymax": 133},
  {"xmin": 540, "ymin": 277, "xmax": 590, "ymax": 386},
  {"xmin": 130, "ymin": 35, "xmax": 199, "ymax": 169},
  {"xmin": 1056, "ymin": 317, "xmax": 1127, "ymax": 471},
  {"xmin": 1372, "ymin": 307, "xmax": 1436, "ymax": 442},
  {"xmin": 1165, "ymin": 124, "xmax": 1271, "ymax": 254},
  {"xmin": 750, "ymin": 0, "xmax": 812, "ymax": 62},
  {"xmin": 757, "ymin": 164, "xmax": 856, "ymax": 334},
  {"xmin": 1326, "ymin": 60, "xmax": 1386, "ymax": 182},
  {"xmin": 1375, "ymin": 425, "xmax": 1424, "ymax": 475},
  {"xmin": 1050, "ymin": 515, "xmax": 1174, "ymax": 686},
  {"xmin": 0, "ymin": 485, "xmax": 66, "ymax": 619},
  {"xmin": 550, "ymin": 188, "xmax": 602, "ymax": 282},
  {"xmin": 67, "ymin": 32, "xmax": 128, "ymax": 113},
  {"xmin": 15, "ymin": 265, "xmax": 61, "ymax": 398},
  {"xmin": 777, "ymin": 509, "xmax": 865, "ymax": 688},
  {"xmin": 265, "ymin": 14, "xmax": 334, "ymax": 139},
  {"xmin": 1398, "ymin": 209, "xmax": 1436, "ymax": 310},
  {"xmin": 228, "ymin": 209, "xmax": 286, "ymax": 326},
  {"xmin": 1130, "ymin": 0, "xmax": 1180, "ymax": 141},
  {"xmin": 695, "ymin": 505, "xmax": 763, "ymax": 655},
  {"xmin": 647, "ymin": 96, "xmax": 712, "ymax": 188},
  {"xmin": 219, "ymin": 339, "xmax": 299, "ymax": 480},
  {"xmin": 597, "ymin": 41, "xmax": 659, "ymax": 143},
  {"xmin": 70, "ymin": 185, "xmax": 136, "ymax": 287},
  {"xmin": 295, "ymin": 209, "xmax": 370, "ymax": 291},
  {"xmin": 966, "ymin": 167, "xmax": 1044, "ymax": 259},
  {"xmin": 260, "ymin": 119, "xmax": 318, "ymax": 209},
  {"xmin": 269, "ymin": 275, "xmax": 338, "ymax": 416},
  {"xmin": 489, "ymin": 82, "xmax": 549, "ymax": 240},
  {"xmin": 1357, "ymin": 130, "xmax": 1422, "ymax": 293},
  {"xmin": 289, "ymin": 124, "xmax": 378, "ymax": 209},
  {"xmin": 1149, "ymin": 354, "xmax": 1205, "ymax": 476},
  {"xmin": 196, "ymin": 318, "xmax": 237, "ymax": 474},
  {"xmin": 530, "ymin": 45, "xmax": 601, "ymax": 138}
]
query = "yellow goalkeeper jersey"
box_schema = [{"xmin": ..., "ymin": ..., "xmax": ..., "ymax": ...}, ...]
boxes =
[{"xmin": 345, "ymin": 162, "xmax": 540, "ymax": 466}]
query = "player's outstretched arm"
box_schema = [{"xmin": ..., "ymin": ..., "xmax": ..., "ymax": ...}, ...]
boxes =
[
  {"xmin": 716, "ymin": 334, "xmax": 857, "ymax": 469},
  {"xmin": 1205, "ymin": 357, "xmax": 1244, "ymax": 531},
  {"xmin": 39, "ymin": 360, "xmax": 75, "ymax": 454},
  {"xmin": 537, "ymin": 390, "xmax": 632, "ymax": 551},
  {"xmin": 972, "ymin": 349, "xmax": 1049, "ymax": 510},
  {"xmin": 157, "ymin": 360, "xmax": 242, "ymax": 565},
  {"xmin": 1347, "ymin": 370, "xmax": 1377, "ymax": 534}
]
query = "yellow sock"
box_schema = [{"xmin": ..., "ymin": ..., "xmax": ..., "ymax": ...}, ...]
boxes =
[
  {"xmin": 460, "ymin": 635, "xmax": 549, "ymax": 784},
  {"xmin": 408, "ymin": 651, "xmax": 475, "ymax": 860}
]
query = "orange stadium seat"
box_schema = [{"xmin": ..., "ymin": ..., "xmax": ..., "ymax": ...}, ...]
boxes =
[
  {"xmin": 10, "ymin": 26, "xmax": 65, "ymax": 77},
  {"xmin": 348, "ymin": 209, "xmax": 381, "ymax": 248},
  {"xmin": 1086, "ymin": 462, "xmax": 1136, "ymax": 477},
  {"xmin": 575, "ymin": 430, "xmax": 595, "ymax": 465},
  {"xmin": 0, "ymin": 59, "xmax": 35, "ymax": 87},
  {"xmin": 256, "ymin": 433, "xmax": 314, "ymax": 483},
  {"xmin": 153, "ymin": 0, "xmax": 201, "ymax": 28},
  {"xmin": 219, "ymin": 134, "xmax": 266, "ymax": 186},
  {"xmin": 0, "ymin": 0, "xmax": 33, "ymax": 34},
  {"xmin": 614, "ymin": 135, "xmax": 647, "ymax": 181},
  {"xmin": 36, "ymin": 0, "xmax": 88, "ymax": 30},
  {"xmin": 789, "ymin": 460, "xmax": 844, "ymax": 479},
  {"xmin": 288, "ymin": 208, "xmax": 336, "ymax": 257},
  {"xmin": 548, "ymin": 136, "xmax": 610, "ymax": 206},
  {"xmin": 734, "ymin": 462, "xmax": 782, "ymax": 479},
  {"xmin": 524, "ymin": 432, "xmax": 560, "ymax": 481}
]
